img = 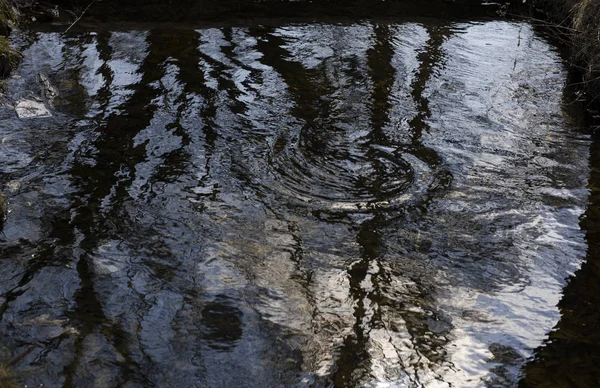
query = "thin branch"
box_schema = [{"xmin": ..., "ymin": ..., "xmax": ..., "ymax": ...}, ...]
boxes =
[
  {"xmin": 567, "ymin": 74, "xmax": 600, "ymax": 87},
  {"xmin": 64, "ymin": 0, "xmax": 96, "ymax": 34},
  {"xmin": 6, "ymin": 345, "xmax": 36, "ymax": 367},
  {"xmin": 506, "ymin": 13, "xmax": 581, "ymax": 33}
]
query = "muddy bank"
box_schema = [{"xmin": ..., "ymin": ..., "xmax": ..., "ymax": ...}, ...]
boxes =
[{"xmin": 50, "ymin": 0, "xmax": 502, "ymax": 23}]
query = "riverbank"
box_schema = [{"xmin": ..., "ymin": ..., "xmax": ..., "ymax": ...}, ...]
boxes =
[
  {"xmin": 568, "ymin": 0, "xmax": 600, "ymax": 102},
  {"xmin": 0, "ymin": 0, "xmax": 18, "ymax": 78},
  {"xmin": 534, "ymin": 0, "xmax": 600, "ymax": 104}
]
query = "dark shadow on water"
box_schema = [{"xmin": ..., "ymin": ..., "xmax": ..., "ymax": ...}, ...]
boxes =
[
  {"xmin": 333, "ymin": 22, "xmax": 454, "ymax": 386},
  {"xmin": 519, "ymin": 115, "xmax": 600, "ymax": 387},
  {"xmin": 200, "ymin": 296, "xmax": 244, "ymax": 351},
  {"xmin": 57, "ymin": 0, "xmax": 507, "ymax": 26}
]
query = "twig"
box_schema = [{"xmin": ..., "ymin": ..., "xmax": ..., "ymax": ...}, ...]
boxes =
[
  {"xmin": 64, "ymin": 0, "xmax": 96, "ymax": 34},
  {"xmin": 568, "ymin": 74, "xmax": 600, "ymax": 87},
  {"xmin": 6, "ymin": 345, "xmax": 36, "ymax": 367},
  {"xmin": 506, "ymin": 12, "xmax": 581, "ymax": 33}
]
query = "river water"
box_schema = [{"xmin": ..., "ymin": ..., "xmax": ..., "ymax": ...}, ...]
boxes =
[{"xmin": 0, "ymin": 18, "xmax": 593, "ymax": 387}]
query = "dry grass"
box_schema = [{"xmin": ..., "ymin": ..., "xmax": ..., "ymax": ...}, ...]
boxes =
[
  {"xmin": 570, "ymin": 0, "xmax": 600, "ymax": 95},
  {"xmin": 533, "ymin": 0, "xmax": 600, "ymax": 98},
  {"xmin": 0, "ymin": 362, "xmax": 19, "ymax": 388},
  {"xmin": 0, "ymin": 0, "xmax": 16, "ymax": 36}
]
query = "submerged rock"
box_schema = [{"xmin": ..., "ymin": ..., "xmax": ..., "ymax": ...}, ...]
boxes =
[
  {"xmin": 15, "ymin": 99, "xmax": 51, "ymax": 118},
  {"xmin": 38, "ymin": 72, "xmax": 58, "ymax": 104}
]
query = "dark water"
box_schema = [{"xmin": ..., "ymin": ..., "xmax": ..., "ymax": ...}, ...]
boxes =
[{"xmin": 0, "ymin": 19, "xmax": 593, "ymax": 387}]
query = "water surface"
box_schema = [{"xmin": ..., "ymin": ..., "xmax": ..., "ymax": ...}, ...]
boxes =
[{"xmin": 0, "ymin": 19, "xmax": 591, "ymax": 387}]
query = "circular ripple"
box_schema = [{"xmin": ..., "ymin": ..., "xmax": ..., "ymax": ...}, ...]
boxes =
[{"xmin": 266, "ymin": 125, "xmax": 445, "ymax": 213}]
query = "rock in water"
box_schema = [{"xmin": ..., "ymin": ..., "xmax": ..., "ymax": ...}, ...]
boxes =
[
  {"xmin": 15, "ymin": 99, "xmax": 52, "ymax": 119},
  {"xmin": 39, "ymin": 73, "xmax": 58, "ymax": 104}
]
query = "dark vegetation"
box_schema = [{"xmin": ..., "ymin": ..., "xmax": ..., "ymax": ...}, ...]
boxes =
[
  {"xmin": 532, "ymin": 0, "xmax": 600, "ymax": 103},
  {"xmin": 566, "ymin": 0, "xmax": 600, "ymax": 103},
  {"xmin": 0, "ymin": 0, "xmax": 19, "ymax": 78},
  {"xmin": 49, "ymin": 0, "xmax": 500, "ymax": 22}
]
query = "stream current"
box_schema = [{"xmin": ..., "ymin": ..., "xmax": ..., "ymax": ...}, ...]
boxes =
[{"xmin": 0, "ymin": 19, "xmax": 592, "ymax": 387}]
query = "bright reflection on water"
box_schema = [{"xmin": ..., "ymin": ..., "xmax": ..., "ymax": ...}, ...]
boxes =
[{"xmin": 0, "ymin": 20, "xmax": 591, "ymax": 387}]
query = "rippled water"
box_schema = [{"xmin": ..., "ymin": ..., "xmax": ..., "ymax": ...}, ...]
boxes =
[{"xmin": 0, "ymin": 19, "xmax": 592, "ymax": 387}]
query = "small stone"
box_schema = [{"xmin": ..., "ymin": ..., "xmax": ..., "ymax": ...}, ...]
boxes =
[{"xmin": 15, "ymin": 99, "xmax": 52, "ymax": 119}]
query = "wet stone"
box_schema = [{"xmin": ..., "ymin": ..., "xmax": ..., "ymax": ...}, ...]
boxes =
[{"xmin": 15, "ymin": 99, "xmax": 51, "ymax": 119}]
